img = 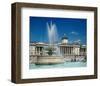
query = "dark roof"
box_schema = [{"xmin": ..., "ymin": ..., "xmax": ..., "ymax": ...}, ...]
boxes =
[{"xmin": 61, "ymin": 34, "xmax": 68, "ymax": 40}]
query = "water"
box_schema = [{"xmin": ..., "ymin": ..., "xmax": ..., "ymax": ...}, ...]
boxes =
[
  {"xmin": 47, "ymin": 21, "xmax": 58, "ymax": 45},
  {"xmin": 29, "ymin": 62, "xmax": 87, "ymax": 69},
  {"xmin": 47, "ymin": 21, "xmax": 61, "ymax": 56}
]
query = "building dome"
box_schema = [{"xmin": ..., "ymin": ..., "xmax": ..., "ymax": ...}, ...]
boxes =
[
  {"xmin": 61, "ymin": 34, "xmax": 68, "ymax": 44},
  {"xmin": 61, "ymin": 34, "xmax": 68, "ymax": 40}
]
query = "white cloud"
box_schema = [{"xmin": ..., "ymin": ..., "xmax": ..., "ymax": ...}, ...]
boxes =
[
  {"xmin": 74, "ymin": 39, "xmax": 81, "ymax": 44},
  {"xmin": 70, "ymin": 31, "xmax": 78, "ymax": 35}
]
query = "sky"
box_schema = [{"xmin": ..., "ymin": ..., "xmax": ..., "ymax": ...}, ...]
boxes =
[{"xmin": 29, "ymin": 16, "xmax": 87, "ymax": 45}]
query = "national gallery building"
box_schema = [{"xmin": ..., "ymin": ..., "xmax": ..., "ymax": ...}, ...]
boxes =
[{"xmin": 29, "ymin": 35, "xmax": 86, "ymax": 62}]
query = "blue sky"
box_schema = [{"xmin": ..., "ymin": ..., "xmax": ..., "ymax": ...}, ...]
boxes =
[{"xmin": 30, "ymin": 16, "xmax": 87, "ymax": 45}]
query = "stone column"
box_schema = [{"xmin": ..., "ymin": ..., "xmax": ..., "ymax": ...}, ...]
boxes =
[
  {"xmin": 71, "ymin": 47, "xmax": 72, "ymax": 55},
  {"xmin": 63, "ymin": 47, "xmax": 65, "ymax": 55},
  {"xmin": 68, "ymin": 47, "xmax": 70, "ymax": 55},
  {"xmin": 73, "ymin": 47, "xmax": 74, "ymax": 55},
  {"xmin": 71, "ymin": 47, "xmax": 73, "ymax": 55},
  {"xmin": 61, "ymin": 47, "xmax": 62, "ymax": 54},
  {"xmin": 68, "ymin": 47, "xmax": 69, "ymax": 55},
  {"xmin": 42, "ymin": 47, "xmax": 44, "ymax": 56},
  {"xmin": 37, "ymin": 47, "xmax": 38, "ymax": 55},
  {"xmin": 70, "ymin": 47, "xmax": 71, "ymax": 55},
  {"xmin": 62, "ymin": 47, "xmax": 64, "ymax": 54},
  {"xmin": 63, "ymin": 47, "xmax": 64, "ymax": 55},
  {"xmin": 39, "ymin": 47, "xmax": 40, "ymax": 55},
  {"xmin": 35, "ymin": 47, "xmax": 37, "ymax": 55},
  {"xmin": 67, "ymin": 47, "xmax": 68, "ymax": 55},
  {"xmin": 65, "ymin": 47, "xmax": 67, "ymax": 56},
  {"xmin": 65, "ymin": 47, "xmax": 66, "ymax": 56},
  {"xmin": 38, "ymin": 47, "xmax": 39, "ymax": 55},
  {"xmin": 67, "ymin": 47, "xmax": 69, "ymax": 55},
  {"xmin": 64, "ymin": 47, "xmax": 65, "ymax": 55},
  {"xmin": 70, "ymin": 47, "xmax": 72, "ymax": 55},
  {"xmin": 69, "ymin": 47, "xmax": 71, "ymax": 55},
  {"xmin": 72, "ymin": 47, "xmax": 73, "ymax": 55},
  {"xmin": 77, "ymin": 48, "xmax": 78, "ymax": 55},
  {"xmin": 38, "ymin": 47, "xmax": 40, "ymax": 55},
  {"xmin": 61, "ymin": 47, "xmax": 63, "ymax": 54},
  {"xmin": 59, "ymin": 47, "xmax": 61, "ymax": 54},
  {"xmin": 66, "ymin": 47, "xmax": 67, "ymax": 55}
]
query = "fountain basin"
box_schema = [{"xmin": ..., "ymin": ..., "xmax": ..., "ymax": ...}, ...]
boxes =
[{"xmin": 35, "ymin": 56, "xmax": 64, "ymax": 65}]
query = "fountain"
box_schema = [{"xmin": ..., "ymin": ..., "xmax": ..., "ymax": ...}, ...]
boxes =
[
  {"xmin": 47, "ymin": 21, "xmax": 61, "ymax": 56},
  {"xmin": 36, "ymin": 21, "xmax": 64, "ymax": 65}
]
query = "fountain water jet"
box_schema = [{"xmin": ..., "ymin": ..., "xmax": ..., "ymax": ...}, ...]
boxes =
[
  {"xmin": 36, "ymin": 21, "xmax": 64, "ymax": 65},
  {"xmin": 47, "ymin": 21, "xmax": 61, "ymax": 56}
]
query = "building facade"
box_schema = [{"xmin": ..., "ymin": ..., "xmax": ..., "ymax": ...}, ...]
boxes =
[{"xmin": 29, "ymin": 35, "xmax": 86, "ymax": 63}]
